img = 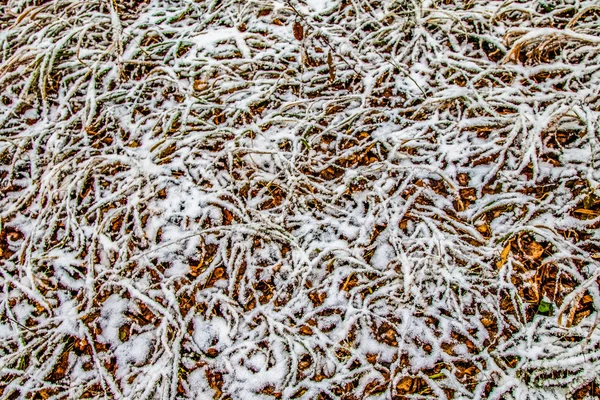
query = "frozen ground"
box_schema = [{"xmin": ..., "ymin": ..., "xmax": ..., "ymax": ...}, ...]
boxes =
[{"xmin": 1, "ymin": 0, "xmax": 600, "ymax": 399}]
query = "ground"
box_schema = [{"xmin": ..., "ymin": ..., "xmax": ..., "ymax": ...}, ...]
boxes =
[{"xmin": 1, "ymin": 0, "xmax": 600, "ymax": 399}]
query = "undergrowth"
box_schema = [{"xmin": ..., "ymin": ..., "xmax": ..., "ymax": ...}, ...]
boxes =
[{"xmin": 1, "ymin": 0, "xmax": 600, "ymax": 399}]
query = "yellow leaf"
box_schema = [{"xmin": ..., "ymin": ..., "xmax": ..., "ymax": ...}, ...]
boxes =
[{"xmin": 496, "ymin": 241, "xmax": 511, "ymax": 269}]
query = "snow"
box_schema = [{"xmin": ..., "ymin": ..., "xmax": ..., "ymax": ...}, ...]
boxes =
[
  {"xmin": 193, "ymin": 317, "xmax": 217, "ymax": 352},
  {"xmin": 116, "ymin": 331, "xmax": 153, "ymax": 366},
  {"xmin": 99, "ymin": 294, "xmax": 128, "ymax": 347},
  {"xmin": 1, "ymin": 0, "xmax": 600, "ymax": 398},
  {"xmin": 304, "ymin": 0, "xmax": 337, "ymax": 14}
]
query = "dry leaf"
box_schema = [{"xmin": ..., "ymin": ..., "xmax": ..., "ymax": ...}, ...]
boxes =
[
  {"xmin": 526, "ymin": 240, "xmax": 544, "ymax": 259},
  {"xmin": 299, "ymin": 325, "xmax": 313, "ymax": 335},
  {"xmin": 206, "ymin": 348, "xmax": 219, "ymax": 358},
  {"xmin": 519, "ymin": 235, "xmax": 545, "ymax": 260},
  {"xmin": 327, "ymin": 51, "xmax": 335, "ymax": 81},
  {"xmin": 396, "ymin": 376, "xmax": 414, "ymax": 394},
  {"xmin": 293, "ymin": 21, "xmax": 304, "ymax": 41},
  {"xmin": 193, "ymin": 79, "xmax": 208, "ymax": 91},
  {"xmin": 496, "ymin": 240, "xmax": 512, "ymax": 269}
]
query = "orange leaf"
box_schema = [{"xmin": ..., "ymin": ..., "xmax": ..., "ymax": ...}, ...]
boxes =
[{"xmin": 299, "ymin": 325, "xmax": 313, "ymax": 335}]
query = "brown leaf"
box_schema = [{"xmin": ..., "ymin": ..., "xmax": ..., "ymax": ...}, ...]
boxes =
[
  {"xmin": 298, "ymin": 354, "xmax": 312, "ymax": 370},
  {"xmin": 459, "ymin": 187, "xmax": 477, "ymax": 201},
  {"xmin": 73, "ymin": 338, "xmax": 90, "ymax": 354},
  {"xmin": 257, "ymin": 8, "xmax": 272, "ymax": 17},
  {"xmin": 293, "ymin": 21, "xmax": 304, "ymax": 41},
  {"xmin": 457, "ymin": 173, "xmax": 470, "ymax": 186},
  {"xmin": 260, "ymin": 385, "xmax": 282, "ymax": 398},
  {"xmin": 396, "ymin": 376, "xmax": 414, "ymax": 395},
  {"xmin": 299, "ymin": 325, "xmax": 313, "ymax": 335},
  {"xmin": 189, "ymin": 256, "xmax": 203, "ymax": 278},
  {"xmin": 46, "ymin": 349, "xmax": 70, "ymax": 382},
  {"xmin": 206, "ymin": 348, "xmax": 219, "ymax": 358},
  {"xmin": 193, "ymin": 79, "xmax": 208, "ymax": 92},
  {"xmin": 381, "ymin": 328, "xmax": 397, "ymax": 346},
  {"xmin": 213, "ymin": 267, "xmax": 225, "ymax": 279},
  {"xmin": 327, "ymin": 51, "xmax": 335, "ymax": 81},
  {"xmin": 205, "ymin": 369, "xmax": 224, "ymax": 398},
  {"xmin": 222, "ymin": 208, "xmax": 233, "ymax": 225},
  {"xmin": 528, "ymin": 241, "xmax": 544, "ymax": 259},
  {"xmin": 308, "ymin": 291, "xmax": 326, "ymax": 306},
  {"xmin": 519, "ymin": 235, "xmax": 545, "ymax": 260}
]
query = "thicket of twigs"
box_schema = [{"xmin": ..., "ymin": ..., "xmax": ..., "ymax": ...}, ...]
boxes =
[{"xmin": 1, "ymin": 0, "xmax": 600, "ymax": 398}]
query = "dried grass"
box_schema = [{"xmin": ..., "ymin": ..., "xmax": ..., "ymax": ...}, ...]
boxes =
[{"xmin": 1, "ymin": 0, "xmax": 600, "ymax": 399}]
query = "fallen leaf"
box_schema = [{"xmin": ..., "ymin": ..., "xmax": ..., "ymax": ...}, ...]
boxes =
[
  {"xmin": 327, "ymin": 51, "xmax": 335, "ymax": 81},
  {"xmin": 293, "ymin": 21, "xmax": 304, "ymax": 41},
  {"xmin": 299, "ymin": 325, "xmax": 313, "ymax": 335},
  {"xmin": 193, "ymin": 79, "xmax": 208, "ymax": 91},
  {"xmin": 523, "ymin": 238, "xmax": 544, "ymax": 260},
  {"xmin": 396, "ymin": 376, "xmax": 414, "ymax": 394},
  {"xmin": 496, "ymin": 240, "xmax": 512, "ymax": 269}
]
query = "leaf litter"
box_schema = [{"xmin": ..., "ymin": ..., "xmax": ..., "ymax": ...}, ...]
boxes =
[{"xmin": 1, "ymin": 0, "xmax": 600, "ymax": 399}]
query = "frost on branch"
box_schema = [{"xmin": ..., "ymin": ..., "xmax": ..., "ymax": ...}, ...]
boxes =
[{"xmin": 1, "ymin": 0, "xmax": 600, "ymax": 399}]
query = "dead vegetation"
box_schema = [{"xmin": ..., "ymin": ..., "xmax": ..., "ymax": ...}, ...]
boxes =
[{"xmin": 1, "ymin": 0, "xmax": 600, "ymax": 399}]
